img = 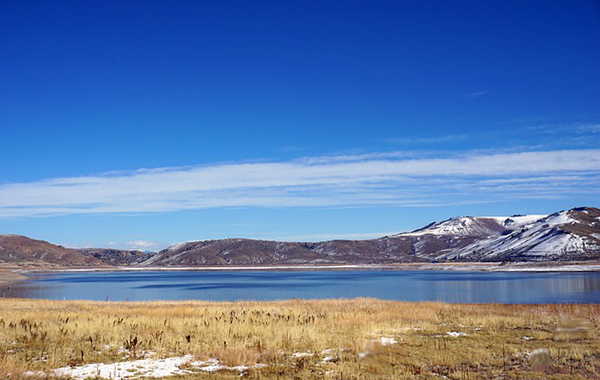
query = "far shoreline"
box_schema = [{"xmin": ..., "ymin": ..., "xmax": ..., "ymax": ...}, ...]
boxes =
[
  {"xmin": 6, "ymin": 260, "xmax": 600, "ymax": 278},
  {"xmin": 0, "ymin": 269, "xmax": 28, "ymax": 285}
]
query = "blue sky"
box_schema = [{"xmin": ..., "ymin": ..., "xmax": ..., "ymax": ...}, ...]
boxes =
[{"xmin": 1, "ymin": 0, "xmax": 599, "ymax": 250}]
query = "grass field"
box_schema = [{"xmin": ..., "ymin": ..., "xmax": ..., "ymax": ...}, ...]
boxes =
[{"xmin": 0, "ymin": 298, "xmax": 598, "ymax": 379}]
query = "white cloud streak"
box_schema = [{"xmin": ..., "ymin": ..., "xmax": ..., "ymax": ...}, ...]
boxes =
[
  {"xmin": 107, "ymin": 240, "xmax": 163, "ymax": 250},
  {"xmin": 387, "ymin": 135, "xmax": 467, "ymax": 145},
  {"xmin": 0, "ymin": 149, "xmax": 598, "ymax": 217},
  {"xmin": 274, "ymin": 232, "xmax": 401, "ymax": 241},
  {"xmin": 464, "ymin": 91, "xmax": 488, "ymax": 98}
]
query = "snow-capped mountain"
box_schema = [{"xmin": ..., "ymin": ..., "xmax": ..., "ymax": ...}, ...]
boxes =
[
  {"xmin": 399, "ymin": 215, "xmax": 542, "ymax": 238},
  {"xmin": 430, "ymin": 208, "xmax": 600, "ymax": 261}
]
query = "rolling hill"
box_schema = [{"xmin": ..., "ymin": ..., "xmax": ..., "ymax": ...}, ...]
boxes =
[{"xmin": 0, "ymin": 235, "xmax": 106, "ymax": 267}]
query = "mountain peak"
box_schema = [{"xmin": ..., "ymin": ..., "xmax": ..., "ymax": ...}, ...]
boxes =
[{"xmin": 400, "ymin": 216, "xmax": 511, "ymax": 238}]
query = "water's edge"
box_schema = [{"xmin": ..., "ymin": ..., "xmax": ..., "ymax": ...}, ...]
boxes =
[{"xmin": 15, "ymin": 260, "xmax": 600, "ymax": 276}]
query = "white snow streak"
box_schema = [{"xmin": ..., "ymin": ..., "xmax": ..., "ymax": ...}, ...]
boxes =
[{"xmin": 29, "ymin": 355, "xmax": 265, "ymax": 380}]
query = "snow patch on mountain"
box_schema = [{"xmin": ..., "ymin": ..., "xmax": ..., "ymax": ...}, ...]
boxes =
[
  {"xmin": 399, "ymin": 215, "xmax": 545, "ymax": 238},
  {"xmin": 494, "ymin": 215, "xmax": 547, "ymax": 229},
  {"xmin": 437, "ymin": 210, "xmax": 598, "ymax": 260},
  {"xmin": 399, "ymin": 217, "xmax": 495, "ymax": 237},
  {"xmin": 167, "ymin": 242, "xmax": 187, "ymax": 252}
]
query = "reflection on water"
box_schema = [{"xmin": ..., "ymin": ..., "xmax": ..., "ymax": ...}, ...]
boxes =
[{"xmin": 3, "ymin": 270, "xmax": 600, "ymax": 303}]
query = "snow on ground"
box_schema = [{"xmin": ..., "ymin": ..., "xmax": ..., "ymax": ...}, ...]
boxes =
[
  {"xmin": 446, "ymin": 332, "xmax": 468, "ymax": 338},
  {"xmin": 166, "ymin": 242, "xmax": 187, "ymax": 252},
  {"xmin": 491, "ymin": 264, "xmax": 600, "ymax": 272},
  {"xmin": 414, "ymin": 262, "xmax": 600, "ymax": 272},
  {"xmin": 56, "ymin": 264, "xmax": 378, "ymax": 272},
  {"xmin": 27, "ymin": 355, "xmax": 265, "ymax": 380},
  {"xmin": 47, "ymin": 262, "xmax": 600, "ymax": 275},
  {"xmin": 379, "ymin": 337, "xmax": 398, "ymax": 345},
  {"xmin": 291, "ymin": 352, "xmax": 314, "ymax": 358}
]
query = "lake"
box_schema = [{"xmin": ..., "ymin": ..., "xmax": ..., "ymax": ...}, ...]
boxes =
[{"xmin": 4, "ymin": 270, "xmax": 600, "ymax": 303}]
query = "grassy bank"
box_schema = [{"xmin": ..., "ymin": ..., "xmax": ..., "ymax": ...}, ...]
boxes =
[{"xmin": 0, "ymin": 299, "xmax": 598, "ymax": 379}]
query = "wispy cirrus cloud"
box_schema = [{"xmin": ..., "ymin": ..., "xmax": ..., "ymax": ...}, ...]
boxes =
[
  {"xmin": 524, "ymin": 122, "xmax": 600, "ymax": 135},
  {"xmin": 464, "ymin": 91, "xmax": 488, "ymax": 98},
  {"xmin": 385, "ymin": 121, "xmax": 600, "ymax": 151},
  {"xmin": 0, "ymin": 149, "xmax": 598, "ymax": 217},
  {"xmin": 387, "ymin": 134, "xmax": 467, "ymax": 145},
  {"xmin": 274, "ymin": 232, "xmax": 401, "ymax": 242},
  {"xmin": 106, "ymin": 240, "xmax": 164, "ymax": 250},
  {"xmin": 579, "ymin": 124, "xmax": 600, "ymax": 133}
]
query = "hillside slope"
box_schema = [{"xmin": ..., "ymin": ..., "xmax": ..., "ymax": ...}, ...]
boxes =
[
  {"xmin": 139, "ymin": 238, "xmax": 423, "ymax": 266},
  {"xmin": 438, "ymin": 207, "xmax": 600, "ymax": 261},
  {"xmin": 0, "ymin": 235, "xmax": 107, "ymax": 267},
  {"xmin": 78, "ymin": 249, "xmax": 153, "ymax": 266}
]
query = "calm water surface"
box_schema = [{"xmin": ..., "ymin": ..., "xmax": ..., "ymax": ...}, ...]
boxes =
[{"xmin": 4, "ymin": 270, "xmax": 600, "ymax": 303}]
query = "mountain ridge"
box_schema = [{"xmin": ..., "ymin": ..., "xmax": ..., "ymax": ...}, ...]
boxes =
[{"xmin": 1, "ymin": 207, "xmax": 599, "ymax": 267}]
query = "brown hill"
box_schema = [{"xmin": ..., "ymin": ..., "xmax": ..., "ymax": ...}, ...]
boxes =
[
  {"xmin": 0, "ymin": 235, "xmax": 107, "ymax": 267},
  {"xmin": 139, "ymin": 234, "xmax": 480, "ymax": 267}
]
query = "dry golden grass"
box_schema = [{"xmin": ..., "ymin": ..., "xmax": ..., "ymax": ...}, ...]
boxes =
[{"xmin": 0, "ymin": 298, "xmax": 598, "ymax": 379}]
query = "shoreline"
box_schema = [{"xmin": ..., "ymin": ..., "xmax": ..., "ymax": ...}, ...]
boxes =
[
  {"xmin": 8, "ymin": 260, "xmax": 600, "ymax": 276},
  {"xmin": 0, "ymin": 269, "xmax": 28, "ymax": 285},
  {"xmin": 1, "ymin": 261, "xmax": 599, "ymax": 287}
]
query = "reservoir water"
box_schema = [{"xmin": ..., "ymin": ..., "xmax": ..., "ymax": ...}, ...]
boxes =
[{"xmin": 4, "ymin": 270, "xmax": 600, "ymax": 303}]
